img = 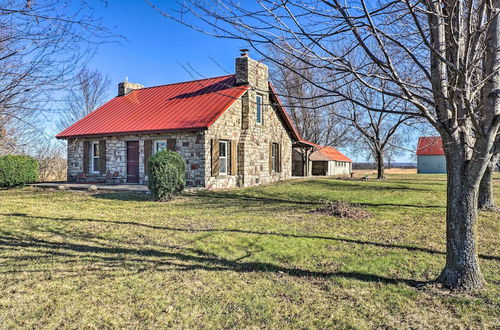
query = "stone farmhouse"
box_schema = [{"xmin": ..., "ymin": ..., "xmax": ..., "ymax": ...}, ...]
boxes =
[{"xmin": 56, "ymin": 50, "xmax": 351, "ymax": 188}]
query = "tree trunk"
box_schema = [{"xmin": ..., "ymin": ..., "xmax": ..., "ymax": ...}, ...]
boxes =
[
  {"xmin": 436, "ymin": 149, "xmax": 485, "ymax": 290},
  {"xmin": 478, "ymin": 153, "xmax": 499, "ymax": 211},
  {"xmin": 375, "ymin": 148, "xmax": 385, "ymax": 179}
]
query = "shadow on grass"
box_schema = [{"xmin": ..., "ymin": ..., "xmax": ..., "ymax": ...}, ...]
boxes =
[
  {"xmin": 91, "ymin": 180, "xmax": 444, "ymax": 211},
  {"xmin": 0, "ymin": 233, "xmax": 428, "ymax": 287},
  {"xmin": 93, "ymin": 192, "xmax": 153, "ymax": 202},
  {"xmin": 189, "ymin": 191, "xmax": 444, "ymax": 209},
  {"xmin": 2, "ymin": 213, "xmax": 497, "ymax": 261},
  {"xmin": 297, "ymin": 179, "xmax": 438, "ymax": 192}
]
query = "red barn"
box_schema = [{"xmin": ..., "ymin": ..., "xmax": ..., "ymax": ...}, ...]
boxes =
[{"xmin": 416, "ymin": 137, "xmax": 446, "ymax": 173}]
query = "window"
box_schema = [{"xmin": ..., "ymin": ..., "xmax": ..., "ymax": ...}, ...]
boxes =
[
  {"xmin": 219, "ymin": 141, "xmax": 228, "ymax": 175},
  {"xmin": 272, "ymin": 143, "xmax": 279, "ymax": 172},
  {"xmin": 256, "ymin": 94, "xmax": 263, "ymax": 124},
  {"xmin": 154, "ymin": 140, "xmax": 167, "ymax": 153},
  {"xmin": 91, "ymin": 141, "xmax": 100, "ymax": 173}
]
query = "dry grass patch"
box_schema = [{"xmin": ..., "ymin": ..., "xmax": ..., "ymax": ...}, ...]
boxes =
[{"xmin": 311, "ymin": 200, "xmax": 372, "ymax": 219}]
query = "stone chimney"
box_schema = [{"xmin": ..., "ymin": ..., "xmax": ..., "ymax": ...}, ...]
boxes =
[
  {"xmin": 235, "ymin": 49, "xmax": 269, "ymax": 133},
  {"xmin": 118, "ymin": 78, "xmax": 144, "ymax": 96},
  {"xmin": 235, "ymin": 49, "xmax": 268, "ymax": 88}
]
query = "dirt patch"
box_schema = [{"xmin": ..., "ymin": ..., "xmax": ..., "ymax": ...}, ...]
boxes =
[
  {"xmin": 336, "ymin": 176, "xmax": 370, "ymax": 181},
  {"xmin": 310, "ymin": 201, "xmax": 372, "ymax": 219}
]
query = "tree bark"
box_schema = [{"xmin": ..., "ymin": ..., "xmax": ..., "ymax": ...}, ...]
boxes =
[
  {"xmin": 478, "ymin": 153, "xmax": 499, "ymax": 211},
  {"xmin": 436, "ymin": 0, "xmax": 499, "ymax": 290},
  {"xmin": 436, "ymin": 146, "xmax": 485, "ymax": 290},
  {"xmin": 375, "ymin": 148, "xmax": 385, "ymax": 179}
]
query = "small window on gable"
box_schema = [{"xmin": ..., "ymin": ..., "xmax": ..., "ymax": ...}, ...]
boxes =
[
  {"xmin": 154, "ymin": 140, "xmax": 167, "ymax": 154},
  {"xmin": 256, "ymin": 94, "xmax": 263, "ymax": 124},
  {"xmin": 219, "ymin": 141, "xmax": 228, "ymax": 175},
  {"xmin": 91, "ymin": 141, "xmax": 100, "ymax": 173}
]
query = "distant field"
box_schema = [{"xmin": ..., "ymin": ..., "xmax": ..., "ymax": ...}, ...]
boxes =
[
  {"xmin": 0, "ymin": 174, "xmax": 498, "ymax": 328},
  {"xmin": 353, "ymin": 167, "xmax": 417, "ymax": 176}
]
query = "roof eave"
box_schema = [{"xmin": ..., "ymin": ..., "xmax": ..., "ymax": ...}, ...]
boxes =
[
  {"xmin": 56, "ymin": 126, "xmax": 208, "ymax": 140},
  {"xmin": 268, "ymin": 82, "xmax": 301, "ymax": 141}
]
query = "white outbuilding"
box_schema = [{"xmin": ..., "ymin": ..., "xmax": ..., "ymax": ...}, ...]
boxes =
[{"xmin": 416, "ymin": 137, "xmax": 446, "ymax": 174}]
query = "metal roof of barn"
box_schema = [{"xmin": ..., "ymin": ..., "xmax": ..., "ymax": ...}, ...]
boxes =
[{"xmin": 416, "ymin": 137, "xmax": 445, "ymax": 156}]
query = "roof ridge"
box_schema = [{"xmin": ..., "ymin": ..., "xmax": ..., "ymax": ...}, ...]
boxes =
[{"xmin": 129, "ymin": 74, "xmax": 236, "ymax": 92}]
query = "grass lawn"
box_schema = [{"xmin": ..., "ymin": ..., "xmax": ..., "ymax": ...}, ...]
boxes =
[{"xmin": 0, "ymin": 174, "xmax": 498, "ymax": 328}]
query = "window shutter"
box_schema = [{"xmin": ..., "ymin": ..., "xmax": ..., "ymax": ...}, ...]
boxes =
[
  {"xmin": 167, "ymin": 138, "xmax": 176, "ymax": 151},
  {"xmin": 144, "ymin": 139, "xmax": 152, "ymax": 174},
  {"xmin": 269, "ymin": 142, "xmax": 273, "ymax": 173},
  {"xmin": 99, "ymin": 140, "xmax": 106, "ymax": 174},
  {"xmin": 278, "ymin": 143, "xmax": 282, "ymax": 173},
  {"xmin": 230, "ymin": 140, "xmax": 237, "ymax": 175},
  {"xmin": 211, "ymin": 139, "xmax": 219, "ymax": 176},
  {"xmin": 83, "ymin": 141, "xmax": 90, "ymax": 174}
]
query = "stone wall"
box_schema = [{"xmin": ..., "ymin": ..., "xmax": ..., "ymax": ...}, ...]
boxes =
[
  {"xmin": 205, "ymin": 98, "xmax": 243, "ymax": 189},
  {"xmin": 67, "ymin": 139, "xmax": 84, "ymax": 181},
  {"xmin": 66, "ymin": 132, "xmax": 206, "ymax": 186},
  {"xmin": 235, "ymin": 54, "xmax": 293, "ymax": 187}
]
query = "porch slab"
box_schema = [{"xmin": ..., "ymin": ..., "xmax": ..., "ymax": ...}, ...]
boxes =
[{"xmin": 32, "ymin": 182, "xmax": 150, "ymax": 192}]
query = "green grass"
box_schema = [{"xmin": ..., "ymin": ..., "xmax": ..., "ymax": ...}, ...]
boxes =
[{"xmin": 0, "ymin": 174, "xmax": 498, "ymax": 328}]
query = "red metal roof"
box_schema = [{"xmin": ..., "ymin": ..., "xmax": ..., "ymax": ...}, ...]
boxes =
[
  {"xmin": 303, "ymin": 140, "xmax": 352, "ymax": 162},
  {"xmin": 416, "ymin": 137, "xmax": 445, "ymax": 156},
  {"xmin": 268, "ymin": 82, "xmax": 301, "ymax": 141},
  {"xmin": 311, "ymin": 146, "xmax": 352, "ymax": 162},
  {"xmin": 56, "ymin": 75, "xmax": 249, "ymax": 139}
]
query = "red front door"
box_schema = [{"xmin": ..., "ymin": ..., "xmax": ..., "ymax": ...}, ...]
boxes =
[{"xmin": 126, "ymin": 141, "xmax": 139, "ymax": 183}]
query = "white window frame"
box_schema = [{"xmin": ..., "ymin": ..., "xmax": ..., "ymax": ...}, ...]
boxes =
[
  {"xmin": 219, "ymin": 140, "xmax": 228, "ymax": 175},
  {"xmin": 154, "ymin": 140, "xmax": 167, "ymax": 154},
  {"xmin": 256, "ymin": 94, "xmax": 263, "ymax": 124},
  {"xmin": 91, "ymin": 141, "xmax": 100, "ymax": 173}
]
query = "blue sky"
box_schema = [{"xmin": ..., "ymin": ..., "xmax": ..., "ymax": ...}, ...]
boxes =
[
  {"xmin": 87, "ymin": 0, "xmax": 244, "ymax": 92},
  {"xmin": 53, "ymin": 0, "xmax": 418, "ymax": 163}
]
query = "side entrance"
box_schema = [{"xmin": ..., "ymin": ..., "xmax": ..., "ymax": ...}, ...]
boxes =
[{"xmin": 126, "ymin": 141, "xmax": 139, "ymax": 183}]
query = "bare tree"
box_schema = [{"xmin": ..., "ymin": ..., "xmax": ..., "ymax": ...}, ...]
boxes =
[
  {"xmin": 35, "ymin": 142, "xmax": 67, "ymax": 182},
  {"xmin": 0, "ymin": 0, "xmax": 112, "ymax": 151},
  {"xmin": 57, "ymin": 67, "xmax": 110, "ymax": 132},
  {"xmin": 268, "ymin": 51, "xmax": 351, "ymax": 146},
  {"xmin": 339, "ymin": 80, "xmax": 416, "ymax": 179},
  {"xmin": 151, "ymin": 0, "xmax": 500, "ymax": 290}
]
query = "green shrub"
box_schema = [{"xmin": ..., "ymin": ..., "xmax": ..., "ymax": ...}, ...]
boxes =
[
  {"xmin": 147, "ymin": 150, "xmax": 185, "ymax": 201},
  {"xmin": 0, "ymin": 155, "xmax": 39, "ymax": 188}
]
